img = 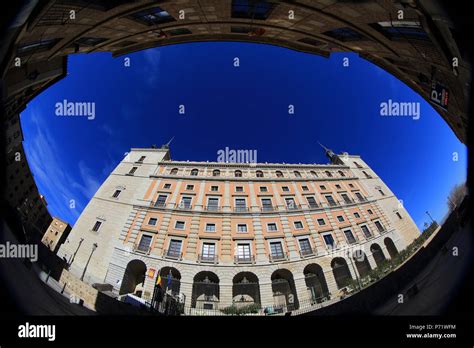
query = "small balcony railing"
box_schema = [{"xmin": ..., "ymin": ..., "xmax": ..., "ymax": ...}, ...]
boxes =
[
  {"xmin": 307, "ymin": 203, "xmax": 319, "ymax": 209},
  {"xmin": 377, "ymin": 228, "xmax": 388, "ymax": 234},
  {"xmin": 175, "ymin": 202, "xmax": 192, "ymax": 210},
  {"xmin": 299, "ymin": 248, "xmax": 316, "ymax": 258},
  {"xmin": 357, "ymin": 197, "xmax": 367, "ymax": 202},
  {"xmin": 154, "ymin": 201, "xmax": 167, "ymax": 208},
  {"xmin": 234, "ymin": 255, "xmax": 255, "ymax": 264},
  {"xmin": 269, "ymin": 252, "xmax": 288, "ymax": 262},
  {"xmin": 261, "ymin": 206, "xmax": 275, "ymax": 212},
  {"xmin": 133, "ymin": 244, "xmax": 151, "ymax": 255},
  {"xmin": 204, "ymin": 205, "xmax": 221, "ymax": 212},
  {"xmin": 286, "ymin": 204, "xmax": 301, "ymax": 211},
  {"xmin": 234, "ymin": 206, "xmax": 249, "ymax": 213},
  {"xmin": 342, "ymin": 198, "xmax": 355, "ymax": 205},
  {"xmin": 198, "ymin": 254, "xmax": 218, "ymax": 264},
  {"xmin": 163, "ymin": 249, "xmax": 183, "ymax": 260},
  {"xmin": 327, "ymin": 201, "xmax": 339, "ymax": 207}
]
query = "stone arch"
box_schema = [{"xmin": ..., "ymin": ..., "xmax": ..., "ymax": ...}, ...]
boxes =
[
  {"xmin": 304, "ymin": 263, "xmax": 330, "ymax": 302},
  {"xmin": 370, "ymin": 243, "xmax": 386, "ymax": 267},
  {"xmin": 119, "ymin": 259, "xmax": 147, "ymax": 296},
  {"xmin": 331, "ymin": 257, "xmax": 353, "ymax": 289},
  {"xmin": 191, "ymin": 271, "xmax": 220, "ymax": 309},
  {"xmin": 271, "ymin": 268, "xmax": 299, "ymax": 311},
  {"xmin": 384, "ymin": 237, "xmax": 399, "ymax": 259},
  {"xmin": 232, "ymin": 272, "xmax": 261, "ymax": 307}
]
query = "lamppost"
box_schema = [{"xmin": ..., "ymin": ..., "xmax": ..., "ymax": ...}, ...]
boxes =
[
  {"xmin": 68, "ymin": 237, "xmax": 84, "ymax": 269},
  {"xmin": 80, "ymin": 242, "xmax": 98, "ymax": 281},
  {"xmin": 426, "ymin": 211, "xmax": 436, "ymax": 225}
]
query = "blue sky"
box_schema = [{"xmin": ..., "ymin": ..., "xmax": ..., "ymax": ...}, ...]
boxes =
[{"xmin": 20, "ymin": 42, "xmax": 466, "ymax": 230}]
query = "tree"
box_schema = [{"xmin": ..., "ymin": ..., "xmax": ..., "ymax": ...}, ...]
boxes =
[{"xmin": 447, "ymin": 182, "xmax": 467, "ymax": 212}]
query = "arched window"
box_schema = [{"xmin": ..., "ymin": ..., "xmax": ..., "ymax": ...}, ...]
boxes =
[
  {"xmin": 170, "ymin": 168, "xmax": 178, "ymax": 175},
  {"xmin": 338, "ymin": 170, "xmax": 345, "ymax": 177},
  {"xmin": 235, "ymin": 170, "xmax": 242, "ymax": 177},
  {"xmin": 213, "ymin": 169, "xmax": 220, "ymax": 177},
  {"xmin": 325, "ymin": 170, "xmax": 332, "ymax": 177},
  {"xmin": 256, "ymin": 170, "xmax": 264, "ymax": 178},
  {"xmin": 276, "ymin": 171, "xmax": 284, "ymax": 178},
  {"xmin": 310, "ymin": 171, "xmax": 318, "ymax": 177},
  {"xmin": 190, "ymin": 169, "xmax": 198, "ymax": 176},
  {"xmin": 294, "ymin": 171, "xmax": 302, "ymax": 178}
]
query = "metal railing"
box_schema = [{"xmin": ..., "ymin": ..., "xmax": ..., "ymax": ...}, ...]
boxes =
[
  {"xmin": 175, "ymin": 202, "xmax": 192, "ymax": 210},
  {"xmin": 153, "ymin": 201, "xmax": 167, "ymax": 208},
  {"xmin": 269, "ymin": 252, "xmax": 288, "ymax": 262},
  {"xmin": 197, "ymin": 254, "xmax": 219, "ymax": 264},
  {"xmin": 299, "ymin": 248, "xmax": 316, "ymax": 258},
  {"xmin": 204, "ymin": 205, "xmax": 221, "ymax": 212},
  {"xmin": 133, "ymin": 244, "xmax": 151, "ymax": 254},
  {"xmin": 234, "ymin": 255, "xmax": 255, "ymax": 264},
  {"xmin": 261, "ymin": 206, "xmax": 276, "ymax": 212},
  {"xmin": 286, "ymin": 204, "xmax": 301, "ymax": 211},
  {"xmin": 163, "ymin": 249, "xmax": 183, "ymax": 260},
  {"xmin": 234, "ymin": 206, "xmax": 249, "ymax": 213}
]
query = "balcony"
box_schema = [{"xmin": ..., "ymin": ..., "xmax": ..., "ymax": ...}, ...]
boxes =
[
  {"xmin": 286, "ymin": 204, "xmax": 301, "ymax": 211},
  {"xmin": 234, "ymin": 255, "xmax": 255, "ymax": 264},
  {"xmin": 307, "ymin": 203, "xmax": 319, "ymax": 209},
  {"xmin": 299, "ymin": 248, "xmax": 316, "ymax": 258},
  {"xmin": 377, "ymin": 228, "xmax": 388, "ymax": 235},
  {"xmin": 153, "ymin": 201, "xmax": 167, "ymax": 209},
  {"xmin": 342, "ymin": 198, "xmax": 355, "ymax": 205},
  {"xmin": 234, "ymin": 206, "xmax": 249, "ymax": 213},
  {"xmin": 163, "ymin": 249, "xmax": 183, "ymax": 260},
  {"xmin": 175, "ymin": 202, "xmax": 192, "ymax": 211},
  {"xmin": 204, "ymin": 205, "xmax": 221, "ymax": 212},
  {"xmin": 261, "ymin": 205, "xmax": 276, "ymax": 212},
  {"xmin": 357, "ymin": 197, "xmax": 367, "ymax": 202},
  {"xmin": 327, "ymin": 201, "xmax": 339, "ymax": 207},
  {"xmin": 133, "ymin": 244, "xmax": 151, "ymax": 255},
  {"xmin": 269, "ymin": 252, "xmax": 289, "ymax": 262},
  {"xmin": 197, "ymin": 254, "xmax": 218, "ymax": 264}
]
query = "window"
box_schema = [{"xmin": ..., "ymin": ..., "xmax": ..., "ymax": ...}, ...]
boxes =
[
  {"xmin": 207, "ymin": 197, "xmax": 219, "ymax": 211},
  {"xmin": 148, "ymin": 217, "xmax": 158, "ymax": 226},
  {"xmin": 237, "ymin": 224, "xmax": 248, "ymax": 233},
  {"xmin": 212, "ymin": 170, "xmax": 220, "ymax": 177},
  {"xmin": 175, "ymin": 221, "xmax": 185, "ymax": 230},
  {"xmin": 76, "ymin": 37, "xmax": 108, "ymax": 46},
  {"xmin": 167, "ymin": 28, "xmax": 192, "ymax": 36},
  {"xmin": 323, "ymin": 27, "xmax": 365, "ymax": 42},
  {"xmin": 235, "ymin": 198, "xmax": 247, "ymax": 212},
  {"xmin": 191, "ymin": 169, "xmax": 198, "ymax": 176},
  {"xmin": 302, "ymin": 185, "xmax": 309, "ymax": 191},
  {"xmin": 179, "ymin": 197, "xmax": 192, "ymax": 208},
  {"xmin": 155, "ymin": 194, "xmax": 167, "ymax": 207},
  {"xmin": 137, "ymin": 235, "xmax": 152, "ymax": 252},
  {"xmin": 294, "ymin": 221, "xmax": 303, "ymax": 229},
  {"xmin": 186, "ymin": 184, "xmax": 194, "ymax": 190},
  {"xmin": 211, "ymin": 185, "xmax": 218, "ymax": 191},
  {"xmin": 282, "ymin": 186, "xmax": 290, "ymax": 192},
  {"xmin": 261, "ymin": 198, "xmax": 273, "ymax": 211},
  {"xmin": 236, "ymin": 243, "xmax": 251, "ymax": 261},
  {"xmin": 236, "ymin": 186, "xmax": 243, "ymax": 192},
  {"xmin": 170, "ymin": 168, "xmax": 178, "ymax": 175},
  {"xmin": 343, "ymin": 230, "xmax": 357, "ymax": 244},
  {"xmin": 341, "ymin": 193, "xmax": 352, "ymax": 204},
  {"xmin": 325, "ymin": 171, "xmax": 332, "ymax": 177},
  {"xmin": 256, "ymin": 170, "xmax": 264, "ymax": 177},
  {"xmin": 335, "ymin": 184, "xmax": 341, "ymax": 189},
  {"xmin": 306, "ymin": 196, "xmax": 318, "ymax": 208},
  {"xmin": 325, "ymin": 195, "xmax": 337, "ymax": 206},
  {"xmin": 167, "ymin": 239, "xmax": 182, "ymax": 257},
  {"xmin": 231, "ymin": 0, "xmax": 275, "ymax": 20},
  {"xmin": 367, "ymin": 209, "xmax": 373, "ymax": 215},
  {"xmin": 371, "ymin": 21, "xmax": 429, "ymax": 41},
  {"xmin": 322, "ymin": 234, "xmax": 336, "ymax": 248},
  {"xmin": 270, "ymin": 241, "xmax": 285, "ymax": 259},
  {"xmin": 396, "ymin": 212, "xmax": 403, "ymax": 219},
  {"xmin": 317, "ymin": 218, "xmax": 326, "ymax": 226},
  {"xmin": 349, "ymin": 183, "xmax": 354, "ymax": 188},
  {"xmin": 92, "ymin": 221, "xmax": 102, "ymax": 232},
  {"xmin": 235, "ymin": 170, "xmax": 242, "ymax": 177},
  {"xmin": 294, "ymin": 171, "xmax": 302, "ymax": 178},
  {"xmin": 299, "ymin": 238, "xmax": 313, "ymax": 255},
  {"xmin": 138, "ymin": 156, "xmax": 146, "ymax": 162},
  {"xmin": 338, "ymin": 171, "xmax": 345, "ymax": 177},
  {"xmin": 275, "ymin": 171, "xmax": 284, "ymax": 178},
  {"xmin": 112, "ymin": 189, "xmax": 121, "ymax": 198},
  {"xmin": 298, "ymin": 37, "xmax": 324, "ymax": 47},
  {"xmin": 374, "ymin": 221, "xmax": 385, "ymax": 233},
  {"xmin": 354, "ymin": 212, "xmax": 361, "ymax": 219},
  {"xmin": 129, "ymin": 6, "xmax": 175, "ymax": 26},
  {"xmin": 337, "ymin": 215, "xmax": 345, "ymax": 222},
  {"xmin": 205, "ymin": 223, "xmax": 216, "ymax": 232},
  {"xmin": 16, "ymin": 38, "xmax": 60, "ymax": 56},
  {"xmin": 378, "ymin": 189, "xmax": 385, "ymax": 196},
  {"xmin": 260, "ymin": 186, "xmax": 268, "ymax": 192},
  {"xmin": 362, "ymin": 171, "xmax": 372, "ymax": 178},
  {"xmin": 231, "ymin": 26, "xmax": 253, "ymax": 34},
  {"xmin": 355, "ymin": 192, "xmax": 365, "ymax": 202},
  {"xmin": 267, "ymin": 223, "xmax": 278, "ymax": 232},
  {"xmin": 164, "ymin": 183, "xmax": 171, "ymax": 189},
  {"xmin": 319, "ymin": 185, "xmax": 327, "ymax": 190},
  {"xmin": 353, "ymin": 161, "xmax": 363, "ymax": 168},
  {"xmin": 129, "ymin": 167, "xmax": 137, "ymax": 175},
  {"xmin": 201, "ymin": 243, "xmax": 215, "ymax": 260},
  {"xmin": 285, "ymin": 197, "xmax": 297, "ymax": 209},
  {"xmin": 310, "ymin": 171, "xmax": 318, "ymax": 177},
  {"xmin": 361, "ymin": 225, "xmax": 372, "ymax": 238}
]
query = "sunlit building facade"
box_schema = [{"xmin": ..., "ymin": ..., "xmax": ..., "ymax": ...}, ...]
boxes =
[{"xmin": 58, "ymin": 145, "xmax": 419, "ymax": 313}]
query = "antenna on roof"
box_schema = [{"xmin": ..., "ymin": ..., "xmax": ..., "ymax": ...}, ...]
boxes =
[{"xmin": 161, "ymin": 136, "xmax": 174, "ymax": 149}]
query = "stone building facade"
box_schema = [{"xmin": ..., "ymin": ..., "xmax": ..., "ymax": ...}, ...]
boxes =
[
  {"xmin": 58, "ymin": 145, "xmax": 420, "ymax": 313},
  {"xmin": 42, "ymin": 217, "xmax": 72, "ymax": 253}
]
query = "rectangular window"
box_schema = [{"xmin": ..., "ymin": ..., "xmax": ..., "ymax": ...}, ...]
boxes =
[
  {"xmin": 301, "ymin": 185, "xmax": 309, "ymax": 191},
  {"xmin": 343, "ymin": 230, "xmax": 357, "ymax": 244},
  {"xmin": 371, "ymin": 21, "xmax": 429, "ymax": 41},
  {"xmin": 325, "ymin": 195, "xmax": 337, "ymax": 206},
  {"xmin": 341, "ymin": 193, "xmax": 352, "ymax": 204},
  {"xmin": 175, "ymin": 221, "xmax": 185, "ymax": 230},
  {"xmin": 179, "ymin": 196, "xmax": 192, "ymax": 208},
  {"xmin": 354, "ymin": 212, "xmax": 361, "ymax": 219},
  {"xmin": 129, "ymin": 167, "xmax": 137, "ymax": 175},
  {"xmin": 237, "ymin": 243, "xmax": 251, "ymax": 261},
  {"xmin": 367, "ymin": 209, "xmax": 373, "ymax": 215},
  {"xmin": 155, "ymin": 194, "xmax": 168, "ymax": 207},
  {"xmin": 299, "ymin": 238, "xmax": 313, "ymax": 255},
  {"xmin": 129, "ymin": 6, "xmax": 175, "ymax": 26},
  {"xmin": 211, "ymin": 186, "xmax": 218, "ymax": 191},
  {"xmin": 205, "ymin": 223, "xmax": 216, "ymax": 232},
  {"xmin": 207, "ymin": 197, "xmax": 219, "ymax": 211},
  {"xmin": 349, "ymin": 183, "xmax": 354, "ymax": 188},
  {"xmin": 270, "ymin": 241, "xmax": 285, "ymax": 259},
  {"xmin": 319, "ymin": 185, "xmax": 326, "ymax": 190},
  {"xmin": 317, "ymin": 218, "xmax": 326, "ymax": 226},
  {"xmin": 237, "ymin": 224, "xmax": 248, "ymax": 233},
  {"xmin": 260, "ymin": 186, "xmax": 268, "ymax": 192},
  {"xmin": 164, "ymin": 183, "xmax": 171, "ymax": 189},
  {"xmin": 202, "ymin": 243, "xmax": 215, "ymax": 260},
  {"xmin": 138, "ymin": 156, "xmax": 146, "ymax": 162},
  {"xmin": 285, "ymin": 197, "xmax": 296, "ymax": 209},
  {"xmin": 235, "ymin": 198, "xmax": 247, "ymax": 212},
  {"xmin": 167, "ymin": 239, "xmax": 182, "ymax": 258},
  {"xmin": 379, "ymin": 189, "xmax": 385, "ymax": 196},
  {"xmin": 137, "ymin": 235, "xmax": 152, "ymax": 252},
  {"xmin": 294, "ymin": 221, "xmax": 304, "ymax": 229},
  {"xmin": 355, "ymin": 192, "xmax": 365, "ymax": 201},
  {"xmin": 306, "ymin": 196, "xmax": 318, "ymax": 208},
  {"xmin": 335, "ymin": 184, "xmax": 341, "ymax": 189},
  {"xmin": 231, "ymin": 0, "xmax": 275, "ymax": 20},
  {"xmin": 92, "ymin": 221, "xmax": 102, "ymax": 232},
  {"xmin": 282, "ymin": 186, "xmax": 290, "ymax": 192},
  {"xmin": 361, "ymin": 225, "xmax": 372, "ymax": 238},
  {"xmin": 186, "ymin": 184, "xmax": 194, "ymax": 190},
  {"xmin": 322, "ymin": 234, "xmax": 335, "ymax": 248},
  {"xmin": 374, "ymin": 221, "xmax": 385, "ymax": 233},
  {"xmin": 337, "ymin": 215, "xmax": 345, "ymax": 222},
  {"xmin": 16, "ymin": 38, "xmax": 59, "ymax": 56},
  {"xmin": 396, "ymin": 212, "xmax": 403, "ymax": 219},
  {"xmin": 267, "ymin": 223, "xmax": 278, "ymax": 231},
  {"xmin": 112, "ymin": 189, "xmax": 121, "ymax": 198},
  {"xmin": 261, "ymin": 198, "xmax": 273, "ymax": 211},
  {"xmin": 323, "ymin": 27, "xmax": 365, "ymax": 42},
  {"xmin": 148, "ymin": 217, "xmax": 158, "ymax": 226},
  {"xmin": 236, "ymin": 186, "xmax": 243, "ymax": 192}
]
